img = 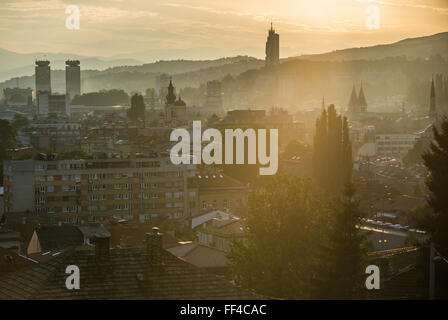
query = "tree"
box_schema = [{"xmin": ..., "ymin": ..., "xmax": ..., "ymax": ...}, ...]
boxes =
[
  {"xmin": 11, "ymin": 114, "xmax": 29, "ymax": 129},
  {"xmin": 313, "ymin": 105, "xmax": 352, "ymax": 195},
  {"xmin": 315, "ymin": 184, "xmax": 367, "ymax": 299},
  {"xmin": 281, "ymin": 139, "xmax": 309, "ymax": 160},
  {"xmin": 422, "ymin": 118, "xmax": 448, "ymax": 255},
  {"xmin": 227, "ymin": 174, "xmax": 330, "ymax": 299},
  {"xmin": 57, "ymin": 150, "xmax": 89, "ymax": 160},
  {"xmin": 71, "ymin": 89, "xmax": 129, "ymax": 106}
]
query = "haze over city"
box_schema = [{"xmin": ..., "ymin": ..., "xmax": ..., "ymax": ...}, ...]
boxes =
[{"xmin": 1, "ymin": 0, "xmax": 448, "ymax": 305}]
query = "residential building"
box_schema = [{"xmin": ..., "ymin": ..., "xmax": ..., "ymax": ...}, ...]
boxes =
[
  {"xmin": 375, "ymin": 134, "xmax": 418, "ymax": 156},
  {"xmin": 2, "ymin": 154, "xmax": 198, "ymax": 224}
]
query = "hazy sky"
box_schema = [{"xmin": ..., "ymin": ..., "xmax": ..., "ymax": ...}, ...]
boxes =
[{"xmin": 0, "ymin": 0, "xmax": 447, "ymax": 60}]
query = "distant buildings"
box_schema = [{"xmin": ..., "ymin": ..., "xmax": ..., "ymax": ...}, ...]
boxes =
[
  {"xmin": 375, "ymin": 134, "xmax": 418, "ymax": 156},
  {"xmin": 65, "ymin": 60, "xmax": 81, "ymax": 101},
  {"xmin": 156, "ymin": 73, "xmax": 171, "ymax": 99},
  {"xmin": 265, "ymin": 23, "xmax": 279, "ymax": 67},
  {"xmin": 164, "ymin": 80, "xmax": 187, "ymax": 125},
  {"xmin": 34, "ymin": 59, "xmax": 81, "ymax": 118},
  {"xmin": 2, "ymin": 87, "xmax": 32, "ymax": 106},
  {"xmin": 36, "ymin": 92, "xmax": 69, "ymax": 117},
  {"xmin": 348, "ymin": 83, "xmax": 368, "ymax": 114},
  {"xmin": 205, "ymin": 80, "xmax": 223, "ymax": 111}
]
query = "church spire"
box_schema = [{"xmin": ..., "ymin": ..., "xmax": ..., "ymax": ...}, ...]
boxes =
[
  {"xmin": 166, "ymin": 79, "xmax": 176, "ymax": 105},
  {"xmin": 322, "ymin": 96, "xmax": 325, "ymax": 110},
  {"xmin": 358, "ymin": 82, "xmax": 368, "ymax": 112},
  {"xmin": 348, "ymin": 83, "xmax": 358, "ymax": 113}
]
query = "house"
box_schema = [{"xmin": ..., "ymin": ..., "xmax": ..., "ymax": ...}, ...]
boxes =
[
  {"xmin": 0, "ymin": 227, "xmax": 21, "ymax": 253},
  {"xmin": 196, "ymin": 216, "xmax": 247, "ymax": 252},
  {"xmin": 0, "ymin": 247, "xmax": 36, "ymax": 277},
  {"xmin": 77, "ymin": 223, "xmax": 111, "ymax": 245},
  {"xmin": 0, "ymin": 228, "xmax": 258, "ymax": 300},
  {"xmin": 166, "ymin": 241, "xmax": 229, "ymax": 274},
  {"xmin": 27, "ymin": 225, "xmax": 84, "ymax": 255}
]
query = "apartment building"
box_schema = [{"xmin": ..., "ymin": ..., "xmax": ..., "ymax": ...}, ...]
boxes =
[
  {"xmin": 375, "ymin": 134, "xmax": 418, "ymax": 156},
  {"xmin": 3, "ymin": 155, "xmax": 198, "ymax": 224}
]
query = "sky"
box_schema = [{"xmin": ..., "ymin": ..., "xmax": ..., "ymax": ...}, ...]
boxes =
[{"xmin": 0, "ymin": 0, "xmax": 447, "ymax": 61}]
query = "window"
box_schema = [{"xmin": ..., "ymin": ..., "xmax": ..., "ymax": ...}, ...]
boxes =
[
  {"xmin": 165, "ymin": 192, "xmax": 172, "ymax": 199},
  {"xmin": 62, "ymin": 175, "xmax": 69, "ymax": 181},
  {"xmin": 47, "ymin": 186, "xmax": 54, "ymax": 193},
  {"xmin": 47, "ymin": 176, "xmax": 54, "ymax": 182},
  {"xmin": 174, "ymin": 192, "xmax": 183, "ymax": 199}
]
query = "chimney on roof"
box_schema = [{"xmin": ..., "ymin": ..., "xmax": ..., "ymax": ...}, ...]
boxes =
[
  {"xmin": 93, "ymin": 234, "xmax": 110, "ymax": 262},
  {"xmin": 146, "ymin": 227, "xmax": 163, "ymax": 266}
]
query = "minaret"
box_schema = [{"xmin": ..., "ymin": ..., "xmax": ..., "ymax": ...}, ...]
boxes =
[
  {"xmin": 358, "ymin": 82, "xmax": 368, "ymax": 113},
  {"xmin": 348, "ymin": 84, "xmax": 358, "ymax": 113},
  {"xmin": 429, "ymin": 77, "xmax": 436, "ymax": 121},
  {"xmin": 321, "ymin": 96, "xmax": 325, "ymax": 110}
]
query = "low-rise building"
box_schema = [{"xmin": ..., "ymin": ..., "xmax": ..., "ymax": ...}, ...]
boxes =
[
  {"xmin": 191, "ymin": 174, "xmax": 249, "ymax": 217},
  {"xmin": 196, "ymin": 216, "xmax": 246, "ymax": 252}
]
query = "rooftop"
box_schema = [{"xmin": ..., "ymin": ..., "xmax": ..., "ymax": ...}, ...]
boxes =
[{"xmin": 0, "ymin": 244, "xmax": 257, "ymax": 300}]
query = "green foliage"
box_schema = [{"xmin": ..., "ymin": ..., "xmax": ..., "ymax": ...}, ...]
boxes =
[
  {"xmin": 403, "ymin": 138, "xmax": 427, "ymax": 166},
  {"xmin": 0, "ymin": 119, "xmax": 17, "ymax": 161},
  {"xmin": 57, "ymin": 150, "xmax": 89, "ymax": 160},
  {"xmin": 315, "ymin": 184, "xmax": 368, "ymax": 299},
  {"xmin": 11, "ymin": 114, "xmax": 29, "ymax": 129},
  {"xmin": 227, "ymin": 174, "xmax": 367, "ymax": 299},
  {"xmin": 422, "ymin": 117, "xmax": 448, "ymax": 253},
  {"xmin": 281, "ymin": 139, "xmax": 310, "ymax": 159},
  {"xmin": 312, "ymin": 105, "xmax": 352, "ymax": 195},
  {"xmin": 71, "ymin": 89, "xmax": 129, "ymax": 106}
]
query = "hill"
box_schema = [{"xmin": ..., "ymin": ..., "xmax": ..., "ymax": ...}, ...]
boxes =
[{"xmin": 292, "ymin": 32, "xmax": 448, "ymax": 62}]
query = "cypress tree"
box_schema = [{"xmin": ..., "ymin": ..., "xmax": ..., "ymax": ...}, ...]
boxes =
[{"xmin": 422, "ymin": 117, "xmax": 448, "ymax": 255}]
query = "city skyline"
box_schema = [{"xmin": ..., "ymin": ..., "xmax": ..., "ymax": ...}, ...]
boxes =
[{"xmin": 0, "ymin": 0, "xmax": 447, "ymax": 61}]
